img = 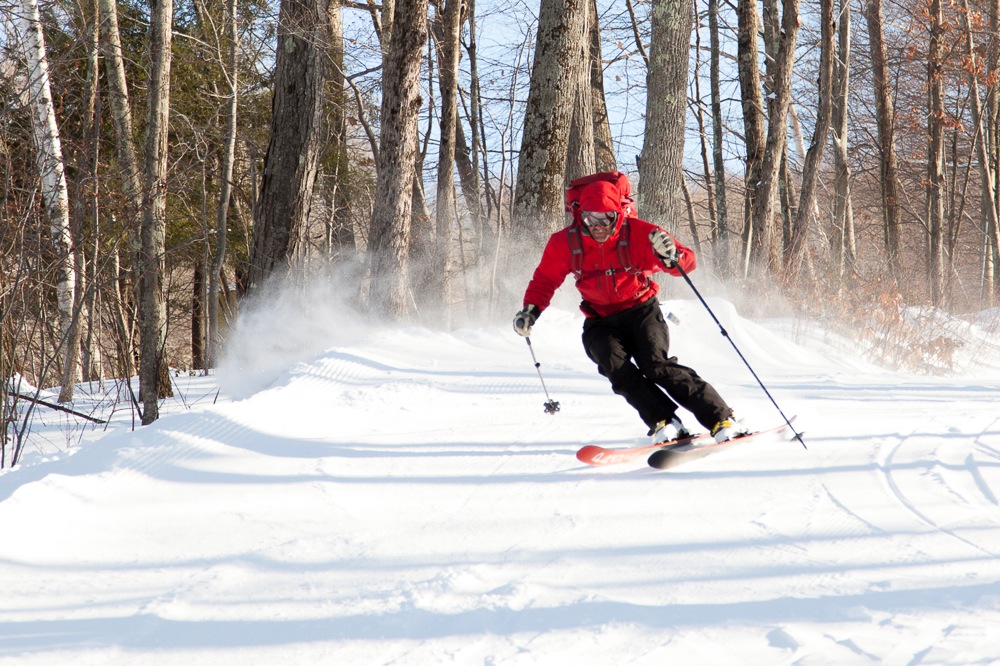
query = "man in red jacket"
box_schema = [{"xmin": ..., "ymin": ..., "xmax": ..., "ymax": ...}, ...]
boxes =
[{"xmin": 513, "ymin": 179, "xmax": 744, "ymax": 444}]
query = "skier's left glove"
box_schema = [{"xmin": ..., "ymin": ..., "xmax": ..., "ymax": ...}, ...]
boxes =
[
  {"xmin": 650, "ymin": 229, "xmax": 678, "ymax": 267},
  {"xmin": 513, "ymin": 305, "xmax": 540, "ymax": 337}
]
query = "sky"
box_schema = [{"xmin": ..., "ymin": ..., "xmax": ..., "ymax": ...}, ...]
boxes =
[{"xmin": 2, "ymin": 273, "xmax": 1000, "ymax": 664}]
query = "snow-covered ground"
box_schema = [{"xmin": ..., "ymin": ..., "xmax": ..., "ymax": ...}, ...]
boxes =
[{"xmin": 3, "ymin": 293, "xmax": 1000, "ymax": 665}]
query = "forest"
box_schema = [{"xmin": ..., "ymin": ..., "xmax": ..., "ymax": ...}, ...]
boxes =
[{"xmin": 2, "ymin": 0, "xmax": 999, "ymax": 446}]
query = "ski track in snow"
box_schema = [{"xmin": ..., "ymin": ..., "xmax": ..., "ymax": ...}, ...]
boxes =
[{"xmin": 3, "ymin": 303, "xmax": 1000, "ymax": 664}]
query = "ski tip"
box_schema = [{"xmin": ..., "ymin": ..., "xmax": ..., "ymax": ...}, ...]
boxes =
[{"xmin": 576, "ymin": 445, "xmax": 602, "ymax": 464}]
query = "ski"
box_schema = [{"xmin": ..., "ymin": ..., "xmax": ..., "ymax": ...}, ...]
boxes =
[
  {"xmin": 647, "ymin": 417, "xmax": 798, "ymax": 471},
  {"xmin": 576, "ymin": 432, "xmax": 712, "ymax": 466}
]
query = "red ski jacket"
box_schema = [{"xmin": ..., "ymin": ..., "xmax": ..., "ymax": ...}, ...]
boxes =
[{"xmin": 522, "ymin": 216, "xmax": 696, "ymax": 318}]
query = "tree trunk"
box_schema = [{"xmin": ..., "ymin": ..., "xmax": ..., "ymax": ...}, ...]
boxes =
[
  {"xmin": 787, "ymin": 0, "xmax": 835, "ymax": 272},
  {"xmin": 368, "ymin": 0, "xmax": 428, "ymax": 317},
  {"xmin": 960, "ymin": 0, "xmax": 1000, "ymax": 294},
  {"xmin": 248, "ymin": 0, "xmax": 334, "ymax": 290},
  {"xmin": 831, "ymin": 0, "xmax": 855, "ymax": 279},
  {"xmin": 692, "ymin": 3, "xmax": 717, "ymax": 241},
  {"xmin": 927, "ymin": 0, "xmax": 946, "ymax": 305},
  {"xmin": 864, "ymin": 0, "xmax": 903, "ymax": 279},
  {"xmin": 748, "ymin": 0, "xmax": 798, "ymax": 274},
  {"xmin": 566, "ymin": 0, "xmax": 596, "ymax": 182},
  {"xmin": 986, "ymin": 0, "xmax": 1000, "ymax": 305},
  {"xmin": 432, "ymin": 0, "xmax": 463, "ymax": 317},
  {"xmin": 709, "ymin": 0, "xmax": 729, "ymax": 247},
  {"xmin": 139, "ymin": 0, "xmax": 174, "ymax": 424},
  {"xmin": 512, "ymin": 0, "xmax": 588, "ymax": 241},
  {"xmin": 208, "ymin": 0, "xmax": 239, "ymax": 368},
  {"xmin": 639, "ymin": 0, "xmax": 692, "ymax": 229},
  {"xmin": 737, "ymin": 0, "xmax": 766, "ymax": 271},
  {"xmin": 589, "ymin": 0, "xmax": 616, "ymax": 172},
  {"xmin": 17, "ymin": 0, "xmax": 79, "ymax": 399}
]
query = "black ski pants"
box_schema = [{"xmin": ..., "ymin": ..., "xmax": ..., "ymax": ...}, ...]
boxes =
[{"xmin": 581, "ymin": 297, "xmax": 732, "ymax": 432}]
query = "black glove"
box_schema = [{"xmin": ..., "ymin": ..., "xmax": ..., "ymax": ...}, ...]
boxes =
[
  {"xmin": 650, "ymin": 229, "xmax": 678, "ymax": 267},
  {"xmin": 513, "ymin": 304, "xmax": 540, "ymax": 337}
]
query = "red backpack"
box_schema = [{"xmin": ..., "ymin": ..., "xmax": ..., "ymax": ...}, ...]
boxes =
[{"xmin": 564, "ymin": 171, "xmax": 639, "ymax": 278}]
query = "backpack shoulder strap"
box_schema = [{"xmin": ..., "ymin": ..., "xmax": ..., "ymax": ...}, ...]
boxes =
[
  {"xmin": 566, "ymin": 225, "xmax": 584, "ymax": 278},
  {"xmin": 615, "ymin": 219, "xmax": 638, "ymax": 274}
]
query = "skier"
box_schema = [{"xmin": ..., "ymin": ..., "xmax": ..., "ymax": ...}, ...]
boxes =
[{"xmin": 513, "ymin": 177, "xmax": 746, "ymax": 444}]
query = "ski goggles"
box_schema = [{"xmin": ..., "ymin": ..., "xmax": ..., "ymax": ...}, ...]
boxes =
[{"xmin": 581, "ymin": 211, "xmax": 618, "ymax": 227}]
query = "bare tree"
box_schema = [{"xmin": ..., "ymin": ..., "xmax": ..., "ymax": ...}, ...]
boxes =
[
  {"xmin": 709, "ymin": 0, "xmax": 729, "ymax": 247},
  {"xmin": 208, "ymin": 0, "xmax": 239, "ymax": 367},
  {"xmin": 98, "ymin": 0, "xmax": 143, "ymax": 381},
  {"xmin": 248, "ymin": 0, "xmax": 335, "ymax": 290},
  {"xmin": 432, "ymin": 0, "xmax": 463, "ymax": 314},
  {"xmin": 639, "ymin": 0, "xmax": 692, "ymax": 229},
  {"xmin": 927, "ymin": 0, "xmax": 946, "ymax": 305},
  {"xmin": 736, "ymin": 0, "xmax": 766, "ymax": 271},
  {"xmin": 368, "ymin": 0, "xmax": 428, "ymax": 317},
  {"xmin": 863, "ymin": 0, "xmax": 903, "ymax": 280},
  {"xmin": 788, "ymin": 0, "xmax": 835, "ymax": 272},
  {"xmin": 831, "ymin": 0, "xmax": 855, "ymax": 278},
  {"xmin": 959, "ymin": 0, "xmax": 1000, "ymax": 295},
  {"xmin": 566, "ymin": 0, "xmax": 596, "ymax": 182},
  {"xmin": 512, "ymin": 0, "xmax": 588, "ymax": 240},
  {"xmin": 747, "ymin": 0, "xmax": 798, "ymax": 273},
  {"xmin": 589, "ymin": 0, "xmax": 616, "ymax": 173},
  {"xmin": 139, "ymin": 0, "xmax": 174, "ymax": 424}
]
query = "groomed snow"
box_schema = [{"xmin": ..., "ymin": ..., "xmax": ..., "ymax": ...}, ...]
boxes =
[{"xmin": 3, "ymin": 294, "xmax": 1000, "ymax": 665}]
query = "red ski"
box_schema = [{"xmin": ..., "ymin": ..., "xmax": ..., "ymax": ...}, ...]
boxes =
[
  {"xmin": 576, "ymin": 432, "xmax": 711, "ymax": 466},
  {"xmin": 647, "ymin": 418, "xmax": 799, "ymax": 470}
]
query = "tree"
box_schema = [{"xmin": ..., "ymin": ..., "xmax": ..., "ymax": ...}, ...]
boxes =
[
  {"xmin": 248, "ymin": 0, "xmax": 336, "ymax": 290},
  {"xmin": 787, "ymin": 0, "xmax": 835, "ymax": 272},
  {"xmin": 139, "ymin": 0, "xmax": 175, "ymax": 424},
  {"xmin": 432, "ymin": 0, "xmax": 463, "ymax": 315},
  {"xmin": 736, "ymin": 0, "xmax": 766, "ymax": 272},
  {"xmin": 367, "ymin": 0, "xmax": 429, "ymax": 317},
  {"xmin": 16, "ymin": 0, "xmax": 78, "ymax": 400},
  {"xmin": 708, "ymin": 0, "xmax": 729, "ymax": 249},
  {"xmin": 926, "ymin": 0, "xmax": 946, "ymax": 305},
  {"xmin": 748, "ymin": 0, "xmax": 798, "ymax": 273},
  {"xmin": 863, "ymin": 0, "xmax": 903, "ymax": 280},
  {"xmin": 638, "ymin": 0, "xmax": 692, "ymax": 229},
  {"xmin": 208, "ymin": 0, "xmax": 240, "ymax": 368},
  {"xmin": 512, "ymin": 0, "xmax": 588, "ymax": 241},
  {"xmin": 831, "ymin": 0, "xmax": 855, "ymax": 278}
]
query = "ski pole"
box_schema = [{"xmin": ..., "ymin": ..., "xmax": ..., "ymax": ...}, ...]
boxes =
[
  {"xmin": 525, "ymin": 337, "xmax": 560, "ymax": 415},
  {"xmin": 675, "ymin": 264, "xmax": 806, "ymax": 448}
]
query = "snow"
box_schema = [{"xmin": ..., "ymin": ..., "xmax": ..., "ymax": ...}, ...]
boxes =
[{"xmin": 3, "ymin": 294, "xmax": 1000, "ymax": 665}]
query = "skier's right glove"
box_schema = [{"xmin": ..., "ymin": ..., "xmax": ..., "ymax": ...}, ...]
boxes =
[
  {"xmin": 650, "ymin": 229, "xmax": 678, "ymax": 267},
  {"xmin": 513, "ymin": 304, "xmax": 540, "ymax": 337}
]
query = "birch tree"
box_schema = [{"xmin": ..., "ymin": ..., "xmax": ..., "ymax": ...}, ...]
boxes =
[{"xmin": 16, "ymin": 0, "xmax": 78, "ymax": 398}]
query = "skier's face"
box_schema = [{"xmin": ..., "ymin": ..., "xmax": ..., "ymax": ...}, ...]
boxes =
[{"xmin": 582, "ymin": 211, "xmax": 616, "ymax": 243}]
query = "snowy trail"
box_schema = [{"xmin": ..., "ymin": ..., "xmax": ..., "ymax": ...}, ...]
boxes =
[{"xmin": 2, "ymin": 301, "xmax": 1000, "ymax": 664}]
